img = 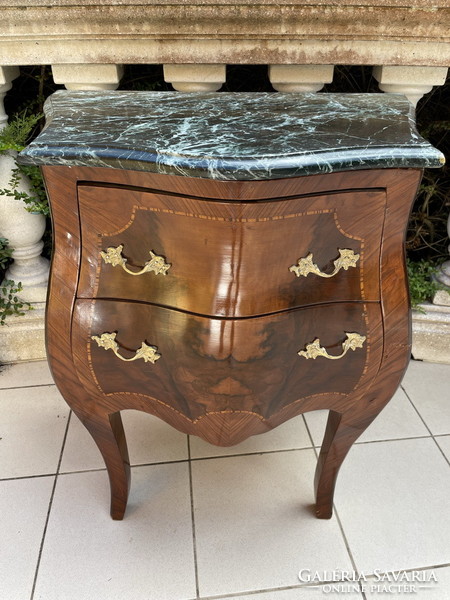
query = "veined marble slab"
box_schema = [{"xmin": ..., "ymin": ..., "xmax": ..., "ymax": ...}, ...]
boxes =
[{"xmin": 18, "ymin": 91, "xmax": 445, "ymax": 180}]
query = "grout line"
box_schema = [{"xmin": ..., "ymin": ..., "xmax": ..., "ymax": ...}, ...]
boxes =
[
  {"xmin": 188, "ymin": 445, "xmax": 314, "ymax": 462},
  {"xmin": 30, "ymin": 410, "xmax": 72, "ymax": 600},
  {"xmin": 0, "ymin": 383, "xmax": 56, "ymax": 392},
  {"xmin": 198, "ymin": 564, "xmax": 450, "ymax": 599},
  {"xmin": 302, "ymin": 413, "xmax": 317, "ymax": 449},
  {"xmin": 431, "ymin": 437, "xmax": 450, "ymax": 468},
  {"xmin": 400, "ymin": 385, "xmax": 434, "ymax": 436},
  {"xmin": 364, "ymin": 562, "xmax": 450, "ymax": 577},
  {"xmin": 1, "ymin": 432, "xmax": 437, "ymax": 484},
  {"xmin": 332, "ymin": 507, "xmax": 367, "ymax": 599},
  {"xmin": 353, "ymin": 434, "xmax": 432, "ymax": 446},
  {"xmin": 187, "ymin": 435, "xmax": 201, "ymax": 599},
  {"xmin": 0, "ymin": 472, "xmax": 60, "ymax": 483},
  {"xmin": 400, "ymin": 385, "xmax": 450, "ymax": 466},
  {"xmin": 127, "ymin": 458, "xmax": 190, "ymax": 469},
  {"xmin": 302, "ymin": 414, "xmax": 366, "ymax": 598},
  {"xmin": 5, "ymin": 432, "xmax": 437, "ymax": 482},
  {"xmin": 196, "ymin": 577, "xmax": 367, "ymax": 599}
]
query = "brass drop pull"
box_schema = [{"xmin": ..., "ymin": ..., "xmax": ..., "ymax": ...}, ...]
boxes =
[
  {"xmin": 298, "ymin": 332, "xmax": 366, "ymax": 360},
  {"xmin": 91, "ymin": 332, "xmax": 161, "ymax": 364},
  {"xmin": 289, "ymin": 249, "xmax": 359, "ymax": 278},
  {"xmin": 100, "ymin": 244, "xmax": 171, "ymax": 276}
]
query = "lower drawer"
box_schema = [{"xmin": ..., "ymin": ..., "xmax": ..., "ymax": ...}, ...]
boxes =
[{"xmin": 72, "ymin": 300, "xmax": 383, "ymax": 445}]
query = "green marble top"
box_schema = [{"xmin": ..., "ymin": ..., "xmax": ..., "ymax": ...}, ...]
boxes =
[{"xmin": 18, "ymin": 91, "xmax": 445, "ymax": 180}]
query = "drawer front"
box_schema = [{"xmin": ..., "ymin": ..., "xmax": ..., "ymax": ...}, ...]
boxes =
[
  {"xmin": 72, "ymin": 299, "xmax": 383, "ymax": 444},
  {"xmin": 77, "ymin": 184, "xmax": 386, "ymax": 316}
]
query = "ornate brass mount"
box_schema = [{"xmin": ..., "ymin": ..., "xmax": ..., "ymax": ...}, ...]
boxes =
[
  {"xmin": 298, "ymin": 332, "xmax": 366, "ymax": 360},
  {"xmin": 100, "ymin": 244, "xmax": 171, "ymax": 276},
  {"xmin": 91, "ymin": 332, "xmax": 161, "ymax": 364},
  {"xmin": 289, "ymin": 248, "xmax": 359, "ymax": 278}
]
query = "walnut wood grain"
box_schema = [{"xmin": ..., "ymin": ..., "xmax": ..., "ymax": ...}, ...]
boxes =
[
  {"xmin": 42, "ymin": 164, "xmax": 421, "ymax": 520},
  {"xmin": 313, "ymin": 168, "xmax": 422, "ymax": 518},
  {"xmin": 77, "ymin": 184, "xmax": 385, "ymax": 316},
  {"xmin": 72, "ymin": 299, "xmax": 382, "ymax": 430}
]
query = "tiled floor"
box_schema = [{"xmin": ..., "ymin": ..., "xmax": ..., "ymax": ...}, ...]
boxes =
[{"xmin": 0, "ymin": 359, "xmax": 449, "ymax": 600}]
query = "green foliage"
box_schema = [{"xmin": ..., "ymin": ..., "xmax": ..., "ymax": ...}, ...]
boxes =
[
  {"xmin": 406, "ymin": 259, "xmax": 444, "ymax": 311},
  {"xmin": 0, "ymin": 279, "xmax": 32, "ymax": 325},
  {"xmin": 0, "ymin": 110, "xmax": 48, "ymax": 216},
  {"xmin": 0, "ymin": 237, "xmax": 13, "ymax": 271},
  {"xmin": 0, "ymin": 111, "xmax": 41, "ymax": 152},
  {"xmin": 0, "ymin": 165, "xmax": 48, "ymax": 217},
  {"xmin": 0, "ymin": 238, "xmax": 32, "ymax": 325},
  {"xmin": 411, "ymin": 83, "xmax": 450, "ymax": 263}
]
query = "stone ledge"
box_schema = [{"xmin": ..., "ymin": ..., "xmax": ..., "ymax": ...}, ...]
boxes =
[
  {"xmin": 1, "ymin": 39, "xmax": 450, "ymax": 67},
  {"xmin": 1, "ymin": 3, "xmax": 449, "ymax": 67},
  {"xmin": 412, "ymin": 303, "xmax": 450, "ymax": 365},
  {"xmin": 0, "ymin": 304, "xmax": 46, "ymax": 364},
  {"xmin": 3, "ymin": 5, "xmax": 449, "ymax": 43},
  {"xmin": 7, "ymin": 1, "xmax": 450, "ymax": 6}
]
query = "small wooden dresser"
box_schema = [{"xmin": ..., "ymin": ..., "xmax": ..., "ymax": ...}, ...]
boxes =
[{"xmin": 19, "ymin": 91, "xmax": 444, "ymax": 519}]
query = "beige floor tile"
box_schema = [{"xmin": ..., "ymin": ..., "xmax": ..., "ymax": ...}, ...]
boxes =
[
  {"xmin": 60, "ymin": 410, "xmax": 189, "ymax": 473},
  {"xmin": 0, "ymin": 385, "xmax": 69, "ymax": 478},
  {"xmin": 33, "ymin": 464, "xmax": 196, "ymax": 600},
  {"xmin": 303, "ymin": 387, "xmax": 430, "ymax": 447},
  {"xmin": 365, "ymin": 567, "xmax": 450, "ymax": 599},
  {"xmin": 0, "ymin": 476, "xmax": 54, "ymax": 600},
  {"xmin": 219, "ymin": 586, "xmax": 363, "ymax": 599},
  {"xmin": 0, "ymin": 360, "xmax": 53, "ymax": 389},
  {"xmin": 189, "ymin": 414, "xmax": 312, "ymax": 459},
  {"xmin": 191, "ymin": 450, "xmax": 354, "ymax": 598},
  {"xmin": 435, "ymin": 435, "xmax": 450, "ymax": 462},
  {"xmin": 402, "ymin": 361, "xmax": 450, "ymax": 435},
  {"xmin": 334, "ymin": 438, "xmax": 450, "ymax": 574}
]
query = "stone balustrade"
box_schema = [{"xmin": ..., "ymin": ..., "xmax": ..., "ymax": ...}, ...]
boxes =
[{"xmin": 1, "ymin": 0, "xmax": 449, "ymax": 363}]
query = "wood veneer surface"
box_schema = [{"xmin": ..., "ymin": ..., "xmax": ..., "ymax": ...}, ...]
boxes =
[{"xmin": 41, "ymin": 165, "xmax": 422, "ymax": 519}]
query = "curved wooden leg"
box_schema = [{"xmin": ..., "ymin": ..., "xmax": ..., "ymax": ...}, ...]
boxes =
[
  {"xmin": 314, "ymin": 408, "xmax": 379, "ymax": 519},
  {"xmin": 74, "ymin": 409, "xmax": 131, "ymax": 520}
]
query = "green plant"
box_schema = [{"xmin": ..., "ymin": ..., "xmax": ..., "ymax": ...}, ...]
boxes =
[
  {"xmin": 0, "ymin": 238, "xmax": 32, "ymax": 324},
  {"xmin": 0, "ymin": 236, "xmax": 13, "ymax": 272},
  {"xmin": 406, "ymin": 258, "xmax": 445, "ymax": 310},
  {"xmin": 0, "ymin": 110, "xmax": 41, "ymax": 152},
  {"xmin": 0, "ymin": 164, "xmax": 49, "ymax": 216},
  {"xmin": 0, "ymin": 110, "xmax": 48, "ymax": 216},
  {"xmin": 0, "ymin": 279, "xmax": 31, "ymax": 324}
]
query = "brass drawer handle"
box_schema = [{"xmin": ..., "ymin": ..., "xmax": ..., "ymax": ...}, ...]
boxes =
[
  {"xmin": 91, "ymin": 332, "xmax": 161, "ymax": 364},
  {"xmin": 298, "ymin": 332, "xmax": 366, "ymax": 360},
  {"xmin": 289, "ymin": 249, "xmax": 359, "ymax": 278},
  {"xmin": 100, "ymin": 244, "xmax": 171, "ymax": 276}
]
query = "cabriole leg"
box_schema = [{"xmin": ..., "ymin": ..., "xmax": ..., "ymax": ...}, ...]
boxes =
[
  {"xmin": 74, "ymin": 408, "xmax": 131, "ymax": 520},
  {"xmin": 314, "ymin": 408, "xmax": 380, "ymax": 519}
]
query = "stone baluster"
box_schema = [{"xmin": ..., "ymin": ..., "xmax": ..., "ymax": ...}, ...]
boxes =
[
  {"xmin": 0, "ymin": 63, "xmax": 124, "ymax": 363},
  {"xmin": 268, "ymin": 65, "xmax": 334, "ymax": 92},
  {"xmin": 373, "ymin": 66, "xmax": 450, "ymax": 362},
  {"xmin": 0, "ymin": 66, "xmax": 52, "ymax": 362},
  {"xmin": 51, "ymin": 63, "xmax": 124, "ymax": 91},
  {"xmin": 163, "ymin": 64, "xmax": 226, "ymax": 92},
  {"xmin": 0, "ymin": 67, "xmax": 18, "ymax": 128},
  {"xmin": 373, "ymin": 66, "xmax": 450, "ymax": 307},
  {"xmin": 0, "ymin": 65, "xmax": 49, "ymax": 302},
  {"xmin": 433, "ymin": 215, "xmax": 450, "ymax": 305},
  {"xmin": 372, "ymin": 66, "xmax": 448, "ymax": 108}
]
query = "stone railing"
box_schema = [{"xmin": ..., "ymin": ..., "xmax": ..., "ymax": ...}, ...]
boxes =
[{"xmin": 0, "ymin": 1, "xmax": 449, "ymax": 362}]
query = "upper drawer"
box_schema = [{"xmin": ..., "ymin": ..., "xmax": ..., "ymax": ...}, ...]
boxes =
[{"xmin": 77, "ymin": 183, "xmax": 386, "ymax": 317}]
